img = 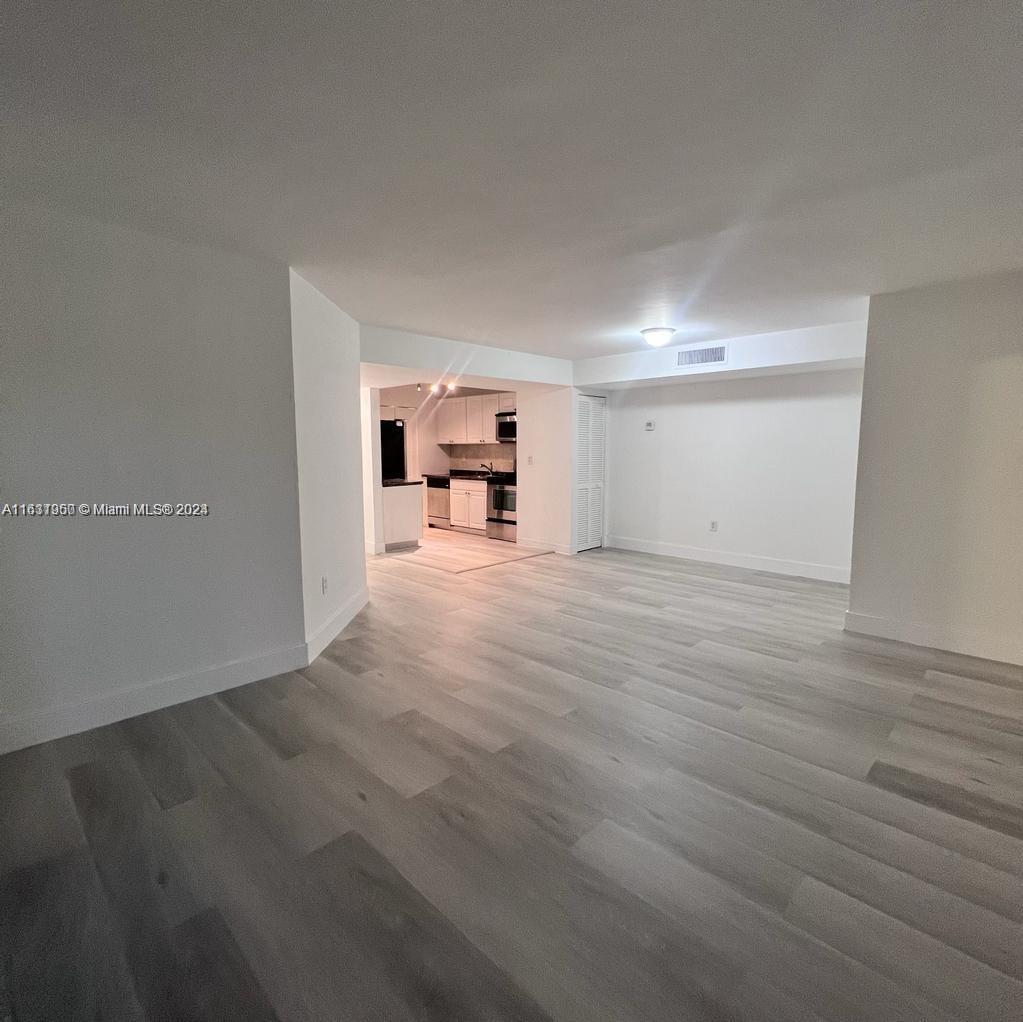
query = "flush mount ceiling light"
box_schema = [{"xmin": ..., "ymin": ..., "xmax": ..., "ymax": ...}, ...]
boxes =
[
  {"xmin": 430, "ymin": 383, "xmax": 441, "ymax": 394},
  {"xmin": 446, "ymin": 382, "xmax": 456, "ymax": 392},
  {"xmin": 641, "ymin": 326, "xmax": 676, "ymax": 348}
]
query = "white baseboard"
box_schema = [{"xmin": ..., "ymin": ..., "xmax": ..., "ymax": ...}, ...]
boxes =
[
  {"xmin": 365, "ymin": 540, "xmax": 385, "ymax": 555},
  {"xmin": 305, "ymin": 587, "xmax": 369, "ymax": 661},
  {"xmin": 843, "ymin": 611, "xmax": 1023, "ymax": 666},
  {"xmin": 0, "ymin": 642, "xmax": 311, "ymax": 756},
  {"xmin": 0, "ymin": 585, "xmax": 373, "ymax": 755},
  {"xmin": 606, "ymin": 535, "xmax": 850, "ymax": 583},
  {"xmin": 516, "ymin": 536, "xmax": 571, "ymax": 555}
]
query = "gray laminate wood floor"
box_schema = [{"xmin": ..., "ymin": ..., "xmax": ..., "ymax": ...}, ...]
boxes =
[
  {"xmin": 3, "ymin": 548, "xmax": 1022, "ymax": 1021},
  {"xmin": 387, "ymin": 527, "xmax": 552, "ymax": 573}
]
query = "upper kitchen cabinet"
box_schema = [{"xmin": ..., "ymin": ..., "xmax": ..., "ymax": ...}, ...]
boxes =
[
  {"xmin": 436, "ymin": 396, "xmax": 467, "ymax": 443},
  {"xmin": 481, "ymin": 394, "xmax": 500, "ymax": 443},
  {"xmin": 465, "ymin": 396, "xmax": 484, "ymax": 443},
  {"xmin": 437, "ymin": 392, "xmax": 513, "ymax": 444}
]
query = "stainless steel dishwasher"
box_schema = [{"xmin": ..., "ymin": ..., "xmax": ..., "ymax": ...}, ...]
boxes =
[{"xmin": 425, "ymin": 476, "xmax": 450, "ymax": 529}]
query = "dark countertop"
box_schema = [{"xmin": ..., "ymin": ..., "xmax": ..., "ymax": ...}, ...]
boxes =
[
  {"xmin": 422, "ymin": 471, "xmax": 516, "ymax": 484},
  {"xmin": 382, "ymin": 479, "xmax": 424, "ymax": 487}
]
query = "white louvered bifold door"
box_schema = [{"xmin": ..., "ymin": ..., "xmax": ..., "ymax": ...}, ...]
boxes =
[{"xmin": 575, "ymin": 395, "xmax": 606, "ymax": 551}]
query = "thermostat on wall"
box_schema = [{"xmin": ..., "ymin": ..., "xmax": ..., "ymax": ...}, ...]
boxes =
[{"xmin": 644, "ymin": 420, "xmax": 655, "ymax": 431}]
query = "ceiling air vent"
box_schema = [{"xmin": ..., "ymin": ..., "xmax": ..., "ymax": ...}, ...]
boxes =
[{"xmin": 676, "ymin": 345, "xmax": 726, "ymax": 368}]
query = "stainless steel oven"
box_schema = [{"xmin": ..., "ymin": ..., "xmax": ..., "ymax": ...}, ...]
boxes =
[
  {"xmin": 495, "ymin": 410, "xmax": 516, "ymax": 443},
  {"xmin": 486, "ymin": 482, "xmax": 516, "ymax": 542}
]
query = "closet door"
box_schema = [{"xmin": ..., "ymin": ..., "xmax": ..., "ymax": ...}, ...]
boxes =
[{"xmin": 574, "ymin": 395, "xmax": 606, "ymax": 551}]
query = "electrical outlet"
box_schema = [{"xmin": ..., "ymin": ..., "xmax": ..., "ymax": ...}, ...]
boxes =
[
  {"xmin": 527, "ymin": 455, "xmax": 534, "ymax": 465},
  {"xmin": 709, "ymin": 521, "xmax": 718, "ymax": 532},
  {"xmin": 321, "ymin": 575, "xmax": 328, "ymax": 595}
]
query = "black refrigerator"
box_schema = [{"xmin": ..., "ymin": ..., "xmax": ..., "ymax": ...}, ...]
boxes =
[{"xmin": 380, "ymin": 419, "xmax": 407, "ymax": 482}]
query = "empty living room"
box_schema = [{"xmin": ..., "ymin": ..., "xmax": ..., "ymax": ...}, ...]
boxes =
[{"xmin": 2, "ymin": 3, "xmax": 1021, "ymax": 1021}]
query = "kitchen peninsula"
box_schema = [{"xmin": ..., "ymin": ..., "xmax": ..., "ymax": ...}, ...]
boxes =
[{"xmin": 381, "ymin": 479, "xmax": 422, "ymax": 551}]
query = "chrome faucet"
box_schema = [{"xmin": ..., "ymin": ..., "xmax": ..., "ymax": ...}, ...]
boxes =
[{"xmin": 480, "ymin": 462, "xmax": 494, "ymax": 474}]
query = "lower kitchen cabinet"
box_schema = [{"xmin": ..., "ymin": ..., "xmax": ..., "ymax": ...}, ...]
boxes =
[
  {"xmin": 449, "ymin": 488, "xmax": 469, "ymax": 528},
  {"xmin": 449, "ymin": 479, "xmax": 488, "ymax": 531},
  {"xmin": 468, "ymin": 489, "xmax": 487, "ymax": 531}
]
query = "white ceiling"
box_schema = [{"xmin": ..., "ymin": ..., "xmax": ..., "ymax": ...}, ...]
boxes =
[{"xmin": 5, "ymin": 2, "xmax": 1021, "ymax": 359}]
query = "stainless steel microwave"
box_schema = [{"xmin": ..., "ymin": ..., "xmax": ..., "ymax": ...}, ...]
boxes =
[{"xmin": 495, "ymin": 410, "xmax": 516, "ymax": 442}]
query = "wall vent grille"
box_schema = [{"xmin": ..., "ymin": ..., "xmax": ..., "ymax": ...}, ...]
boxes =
[{"xmin": 676, "ymin": 345, "xmax": 727, "ymax": 367}]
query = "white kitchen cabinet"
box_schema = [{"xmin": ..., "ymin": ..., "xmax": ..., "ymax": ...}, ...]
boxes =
[
  {"xmin": 450, "ymin": 479, "xmax": 487, "ymax": 531},
  {"xmin": 437, "ymin": 397, "xmax": 467, "ymax": 443},
  {"xmin": 465, "ymin": 396, "xmax": 484, "ymax": 443},
  {"xmin": 380, "ymin": 405, "xmax": 396, "ymax": 421},
  {"xmin": 449, "ymin": 487, "xmax": 470, "ymax": 528},
  {"xmin": 395, "ymin": 406, "xmax": 416, "ymax": 422},
  {"xmin": 481, "ymin": 394, "xmax": 500, "ymax": 443},
  {"xmin": 468, "ymin": 489, "xmax": 487, "ymax": 531},
  {"xmin": 498, "ymin": 392, "xmax": 516, "ymax": 412}
]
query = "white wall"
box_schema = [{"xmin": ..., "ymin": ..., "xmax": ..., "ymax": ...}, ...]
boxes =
[
  {"xmin": 606, "ymin": 370, "xmax": 863, "ymax": 581},
  {"xmin": 848, "ymin": 272, "xmax": 1023, "ymax": 664},
  {"xmin": 516, "ymin": 385, "xmax": 574, "ymax": 554},
  {"xmin": 289, "ymin": 271, "xmax": 368, "ymax": 660},
  {"xmin": 360, "ymin": 387, "xmax": 385, "ymax": 555},
  {"xmin": 1, "ymin": 203, "xmax": 309, "ymax": 752},
  {"xmin": 361, "ymin": 325, "xmax": 573, "ymax": 385}
]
